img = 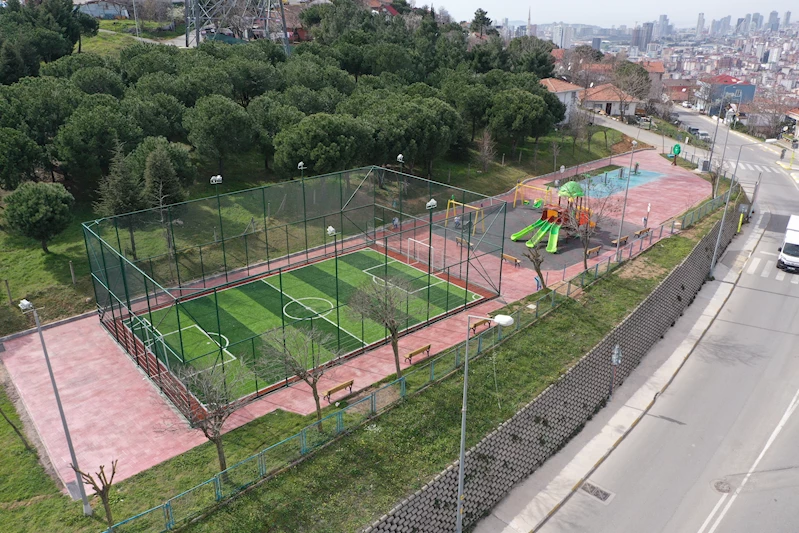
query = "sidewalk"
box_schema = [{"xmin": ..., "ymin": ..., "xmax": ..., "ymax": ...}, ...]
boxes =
[{"xmin": 474, "ymin": 212, "xmax": 768, "ymax": 533}]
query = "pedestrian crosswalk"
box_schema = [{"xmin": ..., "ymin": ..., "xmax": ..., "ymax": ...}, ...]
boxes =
[
  {"xmin": 719, "ymin": 161, "xmax": 787, "ymax": 174},
  {"xmin": 745, "ymin": 256, "xmax": 799, "ymax": 284}
]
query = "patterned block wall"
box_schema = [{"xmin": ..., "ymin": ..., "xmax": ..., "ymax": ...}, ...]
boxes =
[{"xmin": 364, "ymin": 214, "xmax": 740, "ymax": 533}]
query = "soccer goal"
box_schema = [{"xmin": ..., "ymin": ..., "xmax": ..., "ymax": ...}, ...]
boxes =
[{"xmin": 407, "ymin": 238, "xmax": 440, "ymax": 271}]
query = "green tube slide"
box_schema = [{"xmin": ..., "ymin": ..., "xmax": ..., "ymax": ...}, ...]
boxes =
[
  {"xmin": 526, "ymin": 221, "xmax": 552, "ymax": 247},
  {"xmin": 510, "ymin": 218, "xmax": 545, "ymax": 241},
  {"xmin": 546, "ymin": 224, "xmax": 561, "ymax": 253}
]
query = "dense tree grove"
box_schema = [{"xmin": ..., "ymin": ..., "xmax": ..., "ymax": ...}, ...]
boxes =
[{"xmin": 0, "ymin": 0, "xmax": 564, "ymax": 211}]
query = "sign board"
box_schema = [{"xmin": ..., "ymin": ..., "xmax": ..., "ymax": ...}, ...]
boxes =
[
  {"xmin": 611, "ymin": 344, "xmax": 622, "ymax": 366},
  {"xmin": 672, "ymin": 144, "xmax": 681, "ymax": 155},
  {"xmin": 738, "ymin": 203, "xmax": 750, "ymax": 214}
]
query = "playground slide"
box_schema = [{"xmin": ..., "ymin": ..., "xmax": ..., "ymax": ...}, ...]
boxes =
[
  {"xmin": 510, "ymin": 218, "xmax": 545, "ymax": 241},
  {"xmin": 526, "ymin": 221, "xmax": 552, "ymax": 247},
  {"xmin": 546, "ymin": 224, "xmax": 561, "ymax": 253}
]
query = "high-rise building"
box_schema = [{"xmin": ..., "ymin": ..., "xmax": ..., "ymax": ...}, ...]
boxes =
[
  {"xmin": 631, "ymin": 26, "xmax": 642, "ymax": 48},
  {"xmin": 552, "ymin": 25, "xmax": 564, "ymax": 48},
  {"xmin": 743, "ymin": 13, "xmax": 752, "ymax": 34},
  {"xmin": 696, "ymin": 13, "xmax": 704, "ymax": 38},
  {"xmin": 767, "ymin": 11, "xmax": 779, "ymax": 31},
  {"xmin": 655, "ymin": 14, "xmax": 670, "ymax": 39},
  {"xmin": 736, "ymin": 18, "xmax": 745, "ymax": 33},
  {"xmin": 591, "ymin": 37, "xmax": 602, "ymax": 51},
  {"xmin": 562, "ymin": 26, "xmax": 573, "ymax": 49},
  {"xmin": 752, "ymin": 13, "xmax": 763, "ymax": 30},
  {"xmin": 642, "ymin": 22, "xmax": 654, "ymax": 47},
  {"xmin": 783, "ymin": 11, "xmax": 791, "ymax": 28},
  {"xmin": 720, "ymin": 15, "xmax": 731, "ymax": 34}
]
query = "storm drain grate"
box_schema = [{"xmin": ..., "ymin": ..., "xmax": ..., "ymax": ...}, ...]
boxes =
[{"xmin": 581, "ymin": 481, "xmax": 612, "ymax": 502}]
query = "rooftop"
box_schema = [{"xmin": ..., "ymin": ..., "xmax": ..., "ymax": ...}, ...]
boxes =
[{"xmin": 540, "ymin": 78, "xmax": 583, "ymax": 93}]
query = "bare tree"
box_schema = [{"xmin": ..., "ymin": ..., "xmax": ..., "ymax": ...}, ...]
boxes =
[
  {"xmin": 168, "ymin": 364, "xmax": 249, "ymax": 472},
  {"xmin": 349, "ymin": 277, "xmax": 413, "ymax": 378},
  {"xmin": 746, "ymin": 88, "xmax": 795, "ymax": 138},
  {"xmin": 0, "ymin": 404, "xmax": 33, "ymax": 452},
  {"xmin": 551, "ymin": 141, "xmax": 561, "ymax": 171},
  {"xmin": 523, "ymin": 247, "xmax": 548, "ymax": 290},
  {"xmin": 259, "ymin": 327, "xmax": 336, "ymax": 425},
  {"xmin": 71, "ymin": 460, "xmax": 118, "ymax": 527},
  {"xmin": 611, "ymin": 62, "xmax": 650, "ymax": 117},
  {"xmin": 477, "ymin": 129, "xmax": 497, "ymax": 171},
  {"xmin": 564, "ymin": 186, "xmax": 622, "ymax": 270}
]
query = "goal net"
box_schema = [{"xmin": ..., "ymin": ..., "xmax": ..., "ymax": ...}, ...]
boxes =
[{"xmin": 407, "ymin": 238, "xmax": 440, "ymax": 272}]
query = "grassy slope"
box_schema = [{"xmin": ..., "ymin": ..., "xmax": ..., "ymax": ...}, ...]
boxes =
[
  {"xmin": 98, "ymin": 20, "xmax": 186, "ymax": 41},
  {"xmin": 79, "ymin": 32, "xmax": 140, "ymax": 56}
]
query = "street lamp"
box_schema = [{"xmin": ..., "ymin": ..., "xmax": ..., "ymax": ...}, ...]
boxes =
[
  {"xmin": 616, "ymin": 140, "xmax": 637, "ymax": 259},
  {"xmin": 425, "ymin": 199, "xmax": 437, "ymax": 320},
  {"xmin": 18, "ymin": 299, "xmax": 92, "ymax": 516},
  {"xmin": 326, "ymin": 226, "xmax": 342, "ymax": 349},
  {"xmin": 714, "ymin": 91, "xmax": 743, "ymax": 197},
  {"xmin": 709, "ymin": 138, "xmax": 777, "ymax": 276},
  {"xmin": 297, "ymin": 161, "xmax": 306, "ymax": 179},
  {"xmin": 456, "ymin": 313, "xmax": 514, "ymax": 533},
  {"xmin": 210, "ymin": 175, "xmax": 228, "ymax": 280},
  {"xmin": 397, "ymin": 153, "xmax": 404, "ymax": 174}
]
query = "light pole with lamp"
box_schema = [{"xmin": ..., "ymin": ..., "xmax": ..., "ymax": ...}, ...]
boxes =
[
  {"xmin": 210, "ymin": 175, "xmax": 228, "ymax": 281},
  {"xmin": 297, "ymin": 161, "xmax": 306, "ymax": 180},
  {"xmin": 616, "ymin": 140, "xmax": 637, "ymax": 259},
  {"xmin": 425, "ymin": 198, "xmax": 436, "ymax": 321},
  {"xmin": 456, "ymin": 313, "xmax": 515, "ymax": 533},
  {"xmin": 397, "ymin": 153, "xmax": 404, "ymax": 174},
  {"xmin": 709, "ymin": 138, "xmax": 777, "ymax": 277},
  {"xmin": 326, "ymin": 226, "xmax": 342, "ymax": 350},
  {"xmin": 18, "ymin": 299, "xmax": 93, "ymax": 516},
  {"xmin": 713, "ymin": 90, "xmax": 743, "ymax": 197}
]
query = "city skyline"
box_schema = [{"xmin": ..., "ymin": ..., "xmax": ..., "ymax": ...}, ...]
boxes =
[{"xmin": 444, "ymin": 1, "xmax": 796, "ymax": 29}]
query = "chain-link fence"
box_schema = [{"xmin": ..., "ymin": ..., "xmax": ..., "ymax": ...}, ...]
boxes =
[{"xmin": 101, "ymin": 186, "xmax": 739, "ymax": 533}]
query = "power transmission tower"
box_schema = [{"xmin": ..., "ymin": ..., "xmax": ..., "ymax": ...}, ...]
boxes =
[{"xmin": 184, "ymin": 0, "xmax": 289, "ymax": 54}]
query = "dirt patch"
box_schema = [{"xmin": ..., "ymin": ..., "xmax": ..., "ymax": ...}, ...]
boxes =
[
  {"xmin": 617, "ymin": 257, "xmax": 667, "ymax": 280},
  {"xmin": 612, "ymin": 136, "xmax": 653, "ymax": 154}
]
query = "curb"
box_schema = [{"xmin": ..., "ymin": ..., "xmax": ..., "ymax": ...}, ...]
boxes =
[
  {"xmin": 531, "ymin": 214, "xmax": 770, "ymax": 532},
  {"xmin": 0, "ymin": 309, "xmax": 97, "ymax": 345}
]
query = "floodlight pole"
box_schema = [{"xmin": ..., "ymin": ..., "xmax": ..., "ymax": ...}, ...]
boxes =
[
  {"xmin": 426, "ymin": 201, "xmax": 434, "ymax": 321},
  {"xmin": 616, "ymin": 141, "xmax": 637, "ymax": 260},
  {"xmin": 331, "ymin": 230, "xmax": 342, "ymax": 350},
  {"xmin": 20, "ymin": 301, "xmax": 92, "ymax": 516},
  {"xmin": 456, "ymin": 315, "xmax": 514, "ymax": 533},
  {"xmin": 211, "ymin": 175, "xmax": 228, "ymax": 282}
]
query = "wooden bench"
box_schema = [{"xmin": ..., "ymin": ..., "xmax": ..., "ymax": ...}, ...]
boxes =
[
  {"xmin": 323, "ymin": 380, "xmax": 353, "ymax": 402},
  {"xmin": 456, "ymin": 237, "xmax": 473, "ymax": 248},
  {"xmin": 634, "ymin": 228, "xmax": 651, "ymax": 238},
  {"xmin": 470, "ymin": 318, "xmax": 491, "ymax": 336},
  {"xmin": 502, "ymin": 253, "xmax": 521, "ymax": 267},
  {"xmin": 585, "ymin": 245, "xmax": 601, "ymax": 258},
  {"xmin": 611, "ymin": 235, "xmax": 629, "ymax": 247},
  {"xmin": 404, "ymin": 344, "xmax": 432, "ymax": 363}
]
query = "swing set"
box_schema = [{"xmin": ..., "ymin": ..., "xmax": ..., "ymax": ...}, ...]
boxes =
[
  {"xmin": 444, "ymin": 198, "xmax": 485, "ymax": 235},
  {"xmin": 512, "ymin": 181, "xmax": 554, "ymax": 208}
]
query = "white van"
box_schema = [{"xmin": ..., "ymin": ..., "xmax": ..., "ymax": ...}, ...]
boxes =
[
  {"xmin": 697, "ymin": 131, "xmax": 711, "ymax": 141},
  {"xmin": 777, "ymin": 215, "xmax": 799, "ymax": 272}
]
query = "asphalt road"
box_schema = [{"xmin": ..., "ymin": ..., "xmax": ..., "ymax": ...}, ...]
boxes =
[{"xmin": 535, "ymin": 111, "xmax": 799, "ymax": 533}]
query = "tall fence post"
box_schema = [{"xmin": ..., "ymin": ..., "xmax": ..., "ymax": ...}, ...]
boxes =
[
  {"xmin": 69, "ymin": 261, "xmax": 76, "ymax": 285},
  {"xmin": 4, "ymin": 279, "xmax": 11, "ymax": 305}
]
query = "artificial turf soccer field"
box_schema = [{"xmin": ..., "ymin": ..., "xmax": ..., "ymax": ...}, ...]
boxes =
[{"xmin": 137, "ymin": 248, "xmax": 481, "ymax": 395}]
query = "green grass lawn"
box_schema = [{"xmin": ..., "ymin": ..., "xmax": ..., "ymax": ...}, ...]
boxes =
[
  {"xmin": 652, "ymin": 117, "xmax": 711, "ymax": 150},
  {"xmin": 79, "ymin": 31, "xmax": 139, "ymax": 56},
  {"xmin": 99, "ymin": 20, "xmax": 186, "ymax": 41},
  {"xmin": 135, "ymin": 249, "xmax": 477, "ymax": 398}
]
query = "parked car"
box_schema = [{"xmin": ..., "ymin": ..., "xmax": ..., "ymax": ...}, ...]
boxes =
[
  {"xmin": 697, "ymin": 131, "xmax": 711, "ymax": 141},
  {"xmin": 682, "ymin": 102, "xmax": 692, "ymax": 108},
  {"xmin": 687, "ymin": 126, "xmax": 700, "ymax": 135}
]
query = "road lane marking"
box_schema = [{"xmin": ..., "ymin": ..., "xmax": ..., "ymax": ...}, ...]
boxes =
[
  {"xmin": 760, "ymin": 260, "xmax": 775, "ymax": 277},
  {"xmin": 792, "ymin": 276, "xmax": 799, "ymax": 285},
  {"xmin": 776, "ymin": 270, "xmax": 786, "ymax": 281},
  {"xmin": 745, "ymin": 257, "xmax": 761, "ymax": 275},
  {"xmin": 704, "ymin": 386, "xmax": 799, "ymax": 533},
  {"xmin": 696, "ymin": 493, "xmax": 729, "ymax": 533}
]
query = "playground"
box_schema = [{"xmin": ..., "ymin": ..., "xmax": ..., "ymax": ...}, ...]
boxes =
[{"xmin": 497, "ymin": 149, "xmax": 712, "ymax": 274}]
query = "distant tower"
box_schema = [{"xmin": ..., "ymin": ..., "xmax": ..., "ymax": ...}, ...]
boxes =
[
  {"xmin": 695, "ymin": 13, "xmax": 704, "ymax": 38},
  {"xmin": 784, "ymin": 11, "xmax": 792, "ymax": 28},
  {"xmin": 527, "ymin": 7, "xmax": 533, "ymax": 37}
]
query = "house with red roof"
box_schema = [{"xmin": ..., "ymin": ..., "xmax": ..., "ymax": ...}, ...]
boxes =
[
  {"xmin": 540, "ymin": 78, "xmax": 583, "ymax": 122},
  {"xmin": 579, "ymin": 83, "xmax": 641, "ymax": 117},
  {"xmin": 696, "ymin": 74, "xmax": 756, "ymax": 116}
]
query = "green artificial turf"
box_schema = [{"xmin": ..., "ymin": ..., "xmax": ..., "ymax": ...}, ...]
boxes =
[{"xmin": 135, "ymin": 249, "xmax": 478, "ymax": 398}]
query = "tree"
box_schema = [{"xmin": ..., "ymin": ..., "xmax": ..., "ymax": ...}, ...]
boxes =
[
  {"xmin": 469, "ymin": 37, "xmax": 508, "ymax": 73},
  {"xmin": 551, "ymin": 140, "xmax": 561, "ymax": 172},
  {"xmin": 746, "ymin": 88, "xmax": 795, "ymax": 138},
  {"xmin": 125, "ymin": 136, "xmax": 194, "ymax": 187},
  {"xmin": 0, "ymin": 40, "xmax": 27, "ymax": 85},
  {"xmin": 507, "ymin": 36, "xmax": 556, "ymax": 78},
  {"xmin": 225, "ymin": 57, "xmax": 281, "ymax": 106},
  {"xmin": 121, "ymin": 93, "xmax": 186, "ymax": 141},
  {"xmin": 349, "ymin": 277, "xmax": 413, "ymax": 378},
  {"xmin": 71, "ymin": 461, "xmax": 117, "ymax": 527},
  {"xmin": 488, "ymin": 88, "xmax": 548, "ymax": 154},
  {"xmin": 273, "ymin": 113, "xmax": 373, "ymax": 176},
  {"xmin": 168, "ymin": 364, "xmax": 248, "ymax": 472},
  {"xmin": 477, "ymin": 129, "xmax": 496, "ymax": 171},
  {"xmin": 470, "ymin": 8, "xmax": 492, "ymax": 37},
  {"xmin": 612, "ymin": 61, "xmax": 651, "ymax": 116},
  {"xmin": 563, "ymin": 185, "xmax": 621, "ymax": 270},
  {"xmin": 143, "ymin": 144, "xmax": 183, "ymax": 209},
  {"xmin": 523, "ymin": 247, "xmax": 547, "ymax": 290},
  {"xmin": 94, "ymin": 142, "xmax": 147, "ymax": 259},
  {"xmin": 248, "ymin": 96, "xmax": 305, "ymax": 171},
  {"xmin": 39, "ymin": 52, "xmax": 107, "ymax": 78},
  {"xmin": 4, "ymin": 182, "xmax": 74, "ymax": 253},
  {"xmin": 70, "ymin": 67, "xmax": 125, "ymax": 99},
  {"xmin": 259, "ymin": 327, "xmax": 336, "ymax": 426},
  {"xmin": 183, "ymin": 95, "xmax": 252, "ymax": 174},
  {"xmin": 0, "ymin": 127, "xmax": 42, "ymax": 190}
]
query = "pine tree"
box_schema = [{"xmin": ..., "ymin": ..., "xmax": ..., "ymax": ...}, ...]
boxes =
[
  {"xmin": 94, "ymin": 142, "xmax": 147, "ymax": 259},
  {"xmin": 143, "ymin": 144, "xmax": 184, "ymax": 209}
]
